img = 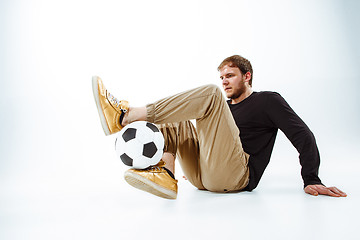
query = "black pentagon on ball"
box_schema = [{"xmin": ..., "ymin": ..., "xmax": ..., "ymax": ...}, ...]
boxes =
[
  {"xmin": 120, "ymin": 153, "xmax": 133, "ymax": 166},
  {"xmin": 146, "ymin": 122, "xmax": 159, "ymax": 132},
  {"xmin": 143, "ymin": 142, "xmax": 158, "ymax": 158},
  {"xmin": 122, "ymin": 128, "xmax": 137, "ymax": 142}
]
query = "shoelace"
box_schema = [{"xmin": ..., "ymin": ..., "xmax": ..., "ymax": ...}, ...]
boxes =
[
  {"xmin": 108, "ymin": 92, "xmax": 127, "ymax": 112},
  {"xmin": 145, "ymin": 161, "xmax": 165, "ymax": 171}
]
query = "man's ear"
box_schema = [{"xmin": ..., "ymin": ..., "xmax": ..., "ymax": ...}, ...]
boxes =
[{"xmin": 244, "ymin": 72, "xmax": 252, "ymax": 82}]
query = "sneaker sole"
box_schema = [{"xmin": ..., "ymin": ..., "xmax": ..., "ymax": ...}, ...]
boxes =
[
  {"xmin": 92, "ymin": 76, "xmax": 111, "ymax": 136},
  {"xmin": 124, "ymin": 171, "xmax": 177, "ymax": 199}
]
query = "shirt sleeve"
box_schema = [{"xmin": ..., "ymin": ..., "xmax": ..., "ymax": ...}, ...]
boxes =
[{"xmin": 265, "ymin": 92, "xmax": 323, "ymax": 188}]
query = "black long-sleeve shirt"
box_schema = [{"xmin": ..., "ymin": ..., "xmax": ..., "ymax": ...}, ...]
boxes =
[{"xmin": 227, "ymin": 91, "xmax": 322, "ymax": 191}]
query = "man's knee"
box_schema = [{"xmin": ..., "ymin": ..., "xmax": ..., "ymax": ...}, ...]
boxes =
[{"xmin": 202, "ymin": 84, "xmax": 223, "ymax": 98}]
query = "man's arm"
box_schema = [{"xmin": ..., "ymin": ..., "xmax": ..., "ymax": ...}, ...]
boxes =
[{"xmin": 265, "ymin": 92, "xmax": 346, "ymax": 197}]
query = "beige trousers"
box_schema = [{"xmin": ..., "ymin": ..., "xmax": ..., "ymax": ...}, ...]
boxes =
[{"xmin": 146, "ymin": 84, "xmax": 249, "ymax": 192}]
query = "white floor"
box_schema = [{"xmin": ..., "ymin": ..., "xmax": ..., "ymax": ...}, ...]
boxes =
[{"xmin": 1, "ymin": 136, "xmax": 358, "ymax": 240}]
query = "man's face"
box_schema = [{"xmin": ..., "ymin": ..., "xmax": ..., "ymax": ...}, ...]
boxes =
[{"xmin": 219, "ymin": 64, "xmax": 248, "ymax": 100}]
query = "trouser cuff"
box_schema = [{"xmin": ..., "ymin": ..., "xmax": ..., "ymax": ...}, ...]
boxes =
[{"xmin": 146, "ymin": 103, "xmax": 155, "ymax": 123}]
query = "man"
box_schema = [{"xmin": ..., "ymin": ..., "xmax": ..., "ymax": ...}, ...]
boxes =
[{"xmin": 92, "ymin": 55, "xmax": 346, "ymax": 199}]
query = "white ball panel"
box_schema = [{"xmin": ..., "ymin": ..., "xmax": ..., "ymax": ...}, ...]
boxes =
[
  {"xmin": 153, "ymin": 132, "xmax": 165, "ymax": 150},
  {"xmin": 115, "ymin": 133, "xmax": 126, "ymax": 155},
  {"xmin": 135, "ymin": 126, "xmax": 154, "ymax": 144},
  {"xmin": 151, "ymin": 150, "xmax": 163, "ymax": 165},
  {"xmin": 124, "ymin": 139, "xmax": 143, "ymax": 159},
  {"xmin": 133, "ymin": 155, "xmax": 152, "ymax": 169}
]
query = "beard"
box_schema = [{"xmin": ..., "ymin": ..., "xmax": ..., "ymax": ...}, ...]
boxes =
[
  {"xmin": 226, "ymin": 88, "xmax": 242, "ymax": 100},
  {"xmin": 229, "ymin": 92, "xmax": 241, "ymax": 100}
]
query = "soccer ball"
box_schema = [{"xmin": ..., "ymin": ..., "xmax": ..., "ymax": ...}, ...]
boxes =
[{"xmin": 115, "ymin": 121, "xmax": 164, "ymax": 169}]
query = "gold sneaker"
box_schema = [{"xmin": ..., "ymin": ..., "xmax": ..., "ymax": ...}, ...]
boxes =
[
  {"xmin": 124, "ymin": 160, "xmax": 178, "ymax": 199},
  {"xmin": 92, "ymin": 76, "xmax": 129, "ymax": 135}
]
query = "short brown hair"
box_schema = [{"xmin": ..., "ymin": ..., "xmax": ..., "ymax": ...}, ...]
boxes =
[{"xmin": 218, "ymin": 55, "xmax": 253, "ymax": 86}]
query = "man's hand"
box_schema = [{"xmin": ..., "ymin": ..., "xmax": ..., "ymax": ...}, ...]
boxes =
[{"xmin": 304, "ymin": 184, "xmax": 347, "ymax": 197}]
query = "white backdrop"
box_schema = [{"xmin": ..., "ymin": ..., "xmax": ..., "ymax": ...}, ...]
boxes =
[{"xmin": 1, "ymin": 0, "xmax": 359, "ymax": 239}]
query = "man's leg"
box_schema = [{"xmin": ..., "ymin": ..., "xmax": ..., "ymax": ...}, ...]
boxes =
[
  {"xmin": 161, "ymin": 152, "xmax": 176, "ymax": 175},
  {"xmin": 157, "ymin": 121, "xmax": 205, "ymax": 190},
  {"xmin": 146, "ymin": 85, "xmax": 249, "ymax": 192}
]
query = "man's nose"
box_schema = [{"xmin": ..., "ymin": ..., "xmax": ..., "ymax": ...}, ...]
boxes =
[{"xmin": 222, "ymin": 78, "xmax": 228, "ymax": 85}]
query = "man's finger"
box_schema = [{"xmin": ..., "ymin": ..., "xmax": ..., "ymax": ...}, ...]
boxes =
[
  {"xmin": 325, "ymin": 188, "xmax": 341, "ymax": 197},
  {"xmin": 328, "ymin": 187, "xmax": 347, "ymax": 197},
  {"xmin": 305, "ymin": 186, "xmax": 318, "ymax": 196}
]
